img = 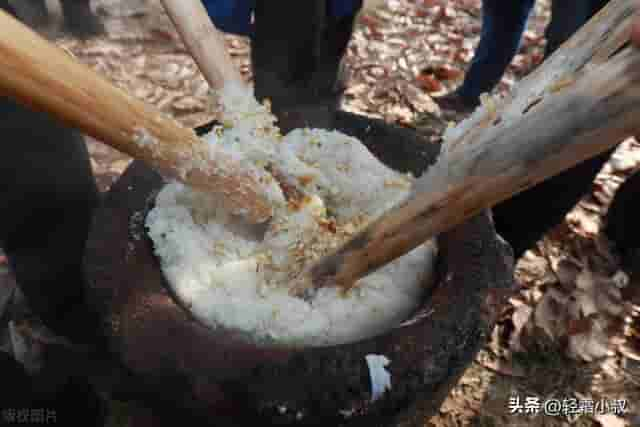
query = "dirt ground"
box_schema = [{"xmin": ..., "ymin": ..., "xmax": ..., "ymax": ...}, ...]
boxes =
[{"xmin": 0, "ymin": 0, "xmax": 639, "ymax": 426}]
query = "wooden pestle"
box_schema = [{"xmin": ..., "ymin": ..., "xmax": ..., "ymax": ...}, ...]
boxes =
[
  {"xmin": 0, "ymin": 9, "xmax": 272, "ymax": 224},
  {"xmin": 159, "ymin": 0, "xmax": 321, "ymax": 220},
  {"xmin": 291, "ymin": 0, "xmax": 640, "ymax": 297},
  {"xmin": 160, "ymin": 0, "xmax": 244, "ymax": 93}
]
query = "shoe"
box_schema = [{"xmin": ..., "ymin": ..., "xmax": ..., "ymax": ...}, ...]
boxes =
[{"xmin": 435, "ymin": 92, "xmax": 479, "ymax": 116}]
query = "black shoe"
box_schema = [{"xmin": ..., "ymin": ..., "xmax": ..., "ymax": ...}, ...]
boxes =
[{"xmin": 435, "ymin": 92, "xmax": 479, "ymax": 116}]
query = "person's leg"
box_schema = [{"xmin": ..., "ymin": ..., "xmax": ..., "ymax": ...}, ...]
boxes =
[
  {"xmin": 446, "ymin": 0, "xmax": 617, "ymax": 260},
  {"xmin": 4, "ymin": 0, "xmax": 50, "ymax": 28},
  {"xmin": 491, "ymin": 150, "xmax": 613, "ymax": 259},
  {"xmin": 250, "ymin": 0, "xmax": 362, "ymax": 132},
  {"xmin": 545, "ymin": 0, "xmax": 610, "ymax": 57},
  {"xmin": 493, "ymin": 0, "xmax": 616, "ymax": 260},
  {"xmin": 457, "ymin": 0, "xmax": 535, "ymax": 102},
  {"xmin": 589, "ymin": 0, "xmax": 610, "ymax": 14},
  {"xmin": 59, "ymin": 0, "xmax": 104, "ymax": 38},
  {"xmin": 0, "ymin": 97, "xmax": 103, "ymax": 345},
  {"xmin": 323, "ymin": 1, "xmax": 364, "ymax": 98},
  {"xmin": 201, "ymin": 0, "xmax": 255, "ymax": 36},
  {"xmin": 439, "ymin": 0, "xmax": 535, "ymax": 112},
  {"xmin": 544, "ymin": 1, "xmax": 588, "ymax": 57}
]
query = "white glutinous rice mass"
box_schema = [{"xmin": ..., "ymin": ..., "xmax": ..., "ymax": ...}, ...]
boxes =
[{"xmin": 146, "ymin": 83, "xmax": 438, "ymax": 347}]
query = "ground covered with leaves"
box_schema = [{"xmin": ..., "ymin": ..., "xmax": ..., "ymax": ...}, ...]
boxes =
[{"xmin": 0, "ymin": 0, "xmax": 638, "ymax": 426}]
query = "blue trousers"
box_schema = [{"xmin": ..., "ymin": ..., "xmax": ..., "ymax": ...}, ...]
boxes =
[
  {"xmin": 458, "ymin": 0, "xmax": 609, "ymax": 103},
  {"xmin": 201, "ymin": 0, "xmax": 362, "ymax": 36},
  {"xmin": 456, "ymin": 0, "xmax": 535, "ymax": 102}
]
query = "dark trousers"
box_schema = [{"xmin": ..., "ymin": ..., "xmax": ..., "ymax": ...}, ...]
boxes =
[
  {"xmin": 545, "ymin": 0, "xmax": 610, "ymax": 55},
  {"xmin": 457, "ymin": 0, "xmax": 535, "ymax": 102},
  {"xmin": 458, "ymin": 0, "xmax": 609, "ymax": 103}
]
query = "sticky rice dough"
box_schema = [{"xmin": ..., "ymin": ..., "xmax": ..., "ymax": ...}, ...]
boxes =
[{"xmin": 146, "ymin": 84, "xmax": 438, "ymax": 347}]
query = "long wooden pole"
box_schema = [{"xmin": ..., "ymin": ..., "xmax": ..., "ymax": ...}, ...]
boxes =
[
  {"xmin": 292, "ymin": 0, "xmax": 640, "ymax": 297},
  {"xmin": 160, "ymin": 0, "xmax": 244, "ymax": 92},
  {"xmin": 0, "ymin": 9, "xmax": 272, "ymax": 224}
]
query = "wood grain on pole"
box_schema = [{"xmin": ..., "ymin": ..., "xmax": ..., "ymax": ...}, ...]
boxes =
[{"xmin": 0, "ymin": 9, "xmax": 272, "ymax": 224}]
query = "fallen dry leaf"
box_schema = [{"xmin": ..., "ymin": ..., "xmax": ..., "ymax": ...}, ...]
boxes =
[
  {"xmin": 416, "ymin": 73, "xmax": 443, "ymax": 92},
  {"xmin": 567, "ymin": 208, "xmax": 600, "ymax": 236},
  {"xmin": 552, "ymin": 257, "xmax": 581, "ymax": 290},
  {"xmin": 476, "ymin": 358, "xmax": 526, "ymax": 378},
  {"xmin": 567, "ymin": 319, "xmax": 611, "ymax": 361},
  {"xmin": 508, "ymin": 303, "xmax": 533, "ymax": 352},
  {"xmin": 566, "ymin": 317, "xmax": 594, "ymax": 337},
  {"xmin": 535, "ymin": 288, "xmax": 570, "ymax": 339},
  {"xmin": 593, "ymin": 414, "xmax": 626, "ymax": 427},
  {"xmin": 403, "ymin": 83, "xmax": 440, "ymax": 113},
  {"xmin": 432, "ymin": 64, "xmax": 462, "ymax": 80}
]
